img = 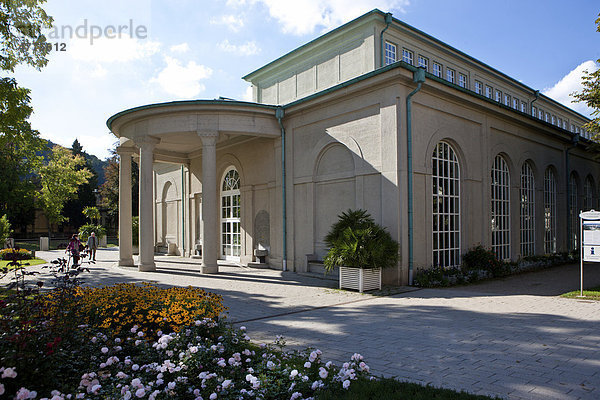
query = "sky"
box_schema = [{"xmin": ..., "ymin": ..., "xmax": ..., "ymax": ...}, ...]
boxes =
[{"xmin": 11, "ymin": 0, "xmax": 600, "ymax": 160}]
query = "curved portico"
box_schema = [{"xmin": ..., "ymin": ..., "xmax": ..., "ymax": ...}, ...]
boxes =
[{"xmin": 108, "ymin": 100, "xmax": 280, "ymax": 273}]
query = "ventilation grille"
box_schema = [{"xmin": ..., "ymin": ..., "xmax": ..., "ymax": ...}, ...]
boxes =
[{"xmin": 339, "ymin": 267, "xmax": 381, "ymax": 292}]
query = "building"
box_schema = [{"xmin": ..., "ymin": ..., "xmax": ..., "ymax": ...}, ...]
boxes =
[{"xmin": 108, "ymin": 9, "xmax": 598, "ymax": 285}]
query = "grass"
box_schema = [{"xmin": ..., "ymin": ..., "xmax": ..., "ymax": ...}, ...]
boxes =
[
  {"xmin": 0, "ymin": 258, "xmax": 47, "ymax": 269},
  {"xmin": 317, "ymin": 377, "xmax": 501, "ymax": 399},
  {"xmin": 561, "ymin": 286, "xmax": 600, "ymax": 300}
]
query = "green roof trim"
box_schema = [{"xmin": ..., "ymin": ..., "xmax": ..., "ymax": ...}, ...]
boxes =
[
  {"xmin": 244, "ymin": 8, "xmax": 589, "ymax": 122},
  {"xmin": 106, "ymin": 99, "xmax": 278, "ymax": 131}
]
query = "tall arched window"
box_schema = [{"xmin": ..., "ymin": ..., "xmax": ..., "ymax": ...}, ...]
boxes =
[
  {"xmin": 569, "ymin": 173, "xmax": 579, "ymax": 250},
  {"xmin": 491, "ymin": 155, "xmax": 510, "ymax": 260},
  {"xmin": 520, "ymin": 162, "xmax": 535, "ymax": 256},
  {"xmin": 544, "ymin": 168, "xmax": 557, "ymax": 254},
  {"xmin": 432, "ymin": 141, "xmax": 460, "ymax": 268},
  {"xmin": 584, "ymin": 176, "xmax": 594, "ymax": 210},
  {"xmin": 221, "ymin": 168, "xmax": 241, "ymax": 260}
]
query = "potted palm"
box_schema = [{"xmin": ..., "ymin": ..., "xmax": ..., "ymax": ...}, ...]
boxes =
[{"xmin": 324, "ymin": 209, "xmax": 398, "ymax": 292}]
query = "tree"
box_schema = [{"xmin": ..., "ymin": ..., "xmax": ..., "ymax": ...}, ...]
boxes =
[
  {"xmin": 63, "ymin": 139, "xmax": 99, "ymax": 229},
  {"xmin": 0, "ymin": 0, "xmax": 54, "ymax": 72},
  {"xmin": 82, "ymin": 206, "xmax": 100, "ymax": 224},
  {"xmin": 574, "ymin": 14, "xmax": 600, "ymax": 138},
  {"xmin": 99, "ymin": 147, "xmax": 139, "ymax": 231},
  {"xmin": 38, "ymin": 146, "xmax": 92, "ymax": 237},
  {"xmin": 0, "ymin": 78, "xmax": 45, "ymax": 229},
  {"xmin": 0, "ymin": 0, "xmax": 53, "ymax": 231}
]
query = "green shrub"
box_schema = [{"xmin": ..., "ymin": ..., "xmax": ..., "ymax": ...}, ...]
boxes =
[
  {"xmin": 0, "ymin": 214, "xmax": 11, "ymax": 245},
  {"xmin": 324, "ymin": 209, "xmax": 398, "ymax": 271},
  {"xmin": 461, "ymin": 245, "xmax": 508, "ymax": 278},
  {"xmin": 78, "ymin": 223, "xmax": 106, "ymax": 242}
]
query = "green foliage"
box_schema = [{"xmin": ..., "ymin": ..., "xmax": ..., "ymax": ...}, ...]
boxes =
[
  {"xmin": 37, "ymin": 145, "xmax": 93, "ymax": 232},
  {"xmin": 0, "ymin": 0, "xmax": 54, "ymax": 72},
  {"xmin": 324, "ymin": 209, "xmax": 374, "ymax": 247},
  {"xmin": 324, "ymin": 209, "xmax": 398, "ymax": 271},
  {"xmin": 78, "ymin": 223, "xmax": 106, "ymax": 242},
  {"xmin": 461, "ymin": 245, "xmax": 508, "ymax": 278},
  {"xmin": 82, "ymin": 206, "xmax": 100, "ymax": 223},
  {"xmin": 573, "ymin": 14, "xmax": 600, "ymax": 139},
  {"xmin": 0, "ymin": 78, "xmax": 45, "ymax": 228},
  {"xmin": 0, "ymin": 214, "xmax": 12, "ymax": 244},
  {"xmin": 132, "ymin": 215, "xmax": 139, "ymax": 246},
  {"xmin": 317, "ymin": 377, "xmax": 501, "ymax": 400}
]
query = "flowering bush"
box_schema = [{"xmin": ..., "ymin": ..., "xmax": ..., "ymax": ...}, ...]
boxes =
[
  {"xmin": 0, "ymin": 247, "xmax": 33, "ymax": 260},
  {"xmin": 0, "ymin": 318, "xmax": 372, "ymax": 399},
  {"xmin": 41, "ymin": 283, "xmax": 226, "ymax": 339}
]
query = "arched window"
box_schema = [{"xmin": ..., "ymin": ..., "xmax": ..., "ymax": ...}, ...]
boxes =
[
  {"xmin": 544, "ymin": 168, "xmax": 557, "ymax": 254},
  {"xmin": 221, "ymin": 168, "xmax": 241, "ymax": 260},
  {"xmin": 569, "ymin": 172, "xmax": 578, "ymax": 250},
  {"xmin": 520, "ymin": 162, "xmax": 535, "ymax": 256},
  {"xmin": 491, "ymin": 155, "xmax": 510, "ymax": 260},
  {"xmin": 432, "ymin": 141, "xmax": 460, "ymax": 268},
  {"xmin": 584, "ymin": 176, "xmax": 594, "ymax": 210}
]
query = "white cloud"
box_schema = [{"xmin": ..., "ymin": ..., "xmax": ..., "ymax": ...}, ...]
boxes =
[
  {"xmin": 69, "ymin": 35, "xmax": 161, "ymax": 63},
  {"xmin": 543, "ymin": 60, "xmax": 599, "ymax": 118},
  {"xmin": 90, "ymin": 64, "xmax": 108, "ymax": 78},
  {"xmin": 241, "ymin": 85, "xmax": 253, "ymax": 102},
  {"xmin": 209, "ymin": 14, "xmax": 245, "ymax": 32},
  {"xmin": 238, "ymin": 0, "xmax": 410, "ymax": 36},
  {"xmin": 170, "ymin": 43, "xmax": 190, "ymax": 53},
  {"xmin": 150, "ymin": 56, "xmax": 213, "ymax": 98},
  {"xmin": 218, "ymin": 39, "xmax": 260, "ymax": 56}
]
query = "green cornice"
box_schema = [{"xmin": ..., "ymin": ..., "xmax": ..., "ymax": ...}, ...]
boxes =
[{"xmin": 106, "ymin": 99, "xmax": 277, "ymax": 131}]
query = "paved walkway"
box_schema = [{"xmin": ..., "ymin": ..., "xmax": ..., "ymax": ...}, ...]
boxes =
[{"xmin": 7, "ymin": 249, "xmax": 600, "ymax": 400}]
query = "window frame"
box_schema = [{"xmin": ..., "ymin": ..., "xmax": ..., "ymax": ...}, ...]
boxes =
[
  {"xmin": 384, "ymin": 41, "xmax": 397, "ymax": 66},
  {"xmin": 491, "ymin": 155, "xmax": 511, "ymax": 261},
  {"xmin": 520, "ymin": 162, "xmax": 535, "ymax": 257},
  {"xmin": 402, "ymin": 48, "xmax": 414, "ymax": 65}
]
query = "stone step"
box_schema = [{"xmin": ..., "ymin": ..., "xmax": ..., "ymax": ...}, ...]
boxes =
[{"xmin": 305, "ymin": 261, "xmax": 338, "ymax": 281}]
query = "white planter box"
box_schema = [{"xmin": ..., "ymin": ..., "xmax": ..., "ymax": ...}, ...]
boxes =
[{"xmin": 339, "ymin": 267, "xmax": 381, "ymax": 292}]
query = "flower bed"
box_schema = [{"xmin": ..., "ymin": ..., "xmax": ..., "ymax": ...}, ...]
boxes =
[{"xmin": 0, "ymin": 248, "xmax": 33, "ymax": 260}]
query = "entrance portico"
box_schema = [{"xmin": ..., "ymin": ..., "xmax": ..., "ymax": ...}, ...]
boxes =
[{"xmin": 108, "ymin": 101, "xmax": 280, "ymax": 273}]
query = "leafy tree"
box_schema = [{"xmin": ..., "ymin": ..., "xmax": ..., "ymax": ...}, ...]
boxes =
[
  {"xmin": 0, "ymin": 78, "xmax": 45, "ymax": 229},
  {"xmin": 82, "ymin": 206, "xmax": 100, "ymax": 223},
  {"xmin": 0, "ymin": 0, "xmax": 54, "ymax": 72},
  {"xmin": 99, "ymin": 147, "xmax": 139, "ymax": 231},
  {"xmin": 63, "ymin": 139, "xmax": 99, "ymax": 229},
  {"xmin": 574, "ymin": 14, "xmax": 600, "ymax": 138},
  {"xmin": 38, "ymin": 146, "xmax": 92, "ymax": 237},
  {"xmin": 0, "ymin": 0, "xmax": 53, "ymax": 231}
]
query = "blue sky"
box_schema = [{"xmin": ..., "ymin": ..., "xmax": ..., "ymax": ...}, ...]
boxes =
[{"xmin": 12, "ymin": 0, "xmax": 600, "ymax": 159}]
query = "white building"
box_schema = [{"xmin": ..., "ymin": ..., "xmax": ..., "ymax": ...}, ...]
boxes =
[{"xmin": 108, "ymin": 9, "xmax": 598, "ymax": 285}]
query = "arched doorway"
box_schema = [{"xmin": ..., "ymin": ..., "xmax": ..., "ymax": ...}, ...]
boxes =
[{"xmin": 221, "ymin": 168, "xmax": 241, "ymax": 261}]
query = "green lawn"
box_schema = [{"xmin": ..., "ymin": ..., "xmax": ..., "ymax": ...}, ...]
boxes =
[
  {"xmin": 0, "ymin": 258, "xmax": 47, "ymax": 269},
  {"xmin": 561, "ymin": 286, "xmax": 600, "ymax": 301},
  {"xmin": 317, "ymin": 377, "xmax": 500, "ymax": 399}
]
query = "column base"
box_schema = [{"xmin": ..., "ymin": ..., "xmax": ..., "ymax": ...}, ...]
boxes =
[
  {"xmin": 138, "ymin": 262, "xmax": 156, "ymax": 272},
  {"xmin": 200, "ymin": 265, "xmax": 219, "ymax": 274},
  {"xmin": 119, "ymin": 257, "xmax": 135, "ymax": 267}
]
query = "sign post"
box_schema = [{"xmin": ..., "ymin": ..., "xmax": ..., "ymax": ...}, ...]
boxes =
[{"xmin": 579, "ymin": 210, "xmax": 600, "ymax": 297}]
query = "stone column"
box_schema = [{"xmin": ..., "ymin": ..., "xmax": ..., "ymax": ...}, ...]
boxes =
[
  {"xmin": 199, "ymin": 132, "xmax": 219, "ymax": 273},
  {"xmin": 136, "ymin": 136, "xmax": 160, "ymax": 272},
  {"xmin": 117, "ymin": 146, "xmax": 135, "ymax": 267}
]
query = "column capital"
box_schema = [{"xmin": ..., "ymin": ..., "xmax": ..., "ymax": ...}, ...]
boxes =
[
  {"xmin": 134, "ymin": 135, "xmax": 161, "ymax": 149},
  {"xmin": 198, "ymin": 130, "xmax": 219, "ymax": 147},
  {"xmin": 116, "ymin": 146, "xmax": 136, "ymax": 156}
]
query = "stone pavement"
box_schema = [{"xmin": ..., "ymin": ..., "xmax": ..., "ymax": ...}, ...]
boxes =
[{"xmin": 9, "ymin": 249, "xmax": 600, "ymax": 400}]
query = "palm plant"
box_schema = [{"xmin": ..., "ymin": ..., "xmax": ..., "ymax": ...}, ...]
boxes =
[{"xmin": 324, "ymin": 209, "xmax": 398, "ymax": 271}]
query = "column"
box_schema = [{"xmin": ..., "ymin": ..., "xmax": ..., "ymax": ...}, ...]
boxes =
[
  {"xmin": 117, "ymin": 146, "xmax": 135, "ymax": 267},
  {"xmin": 199, "ymin": 132, "xmax": 219, "ymax": 273},
  {"xmin": 136, "ymin": 136, "xmax": 160, "ymax": 272}
]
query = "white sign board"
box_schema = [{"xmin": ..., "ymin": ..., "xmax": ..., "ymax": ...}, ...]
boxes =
[{"xmin": 583, "ymin": 221, "xmax": 600, "ymax": 262}]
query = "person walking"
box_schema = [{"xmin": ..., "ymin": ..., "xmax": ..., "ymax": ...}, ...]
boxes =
[
  {"xmin": 66, "ymin": 234, "xmax": 82, "ymax": 266},
  {"xmin": 87, "ymin": 232, "xmax": 98, "ymax": 261}
]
